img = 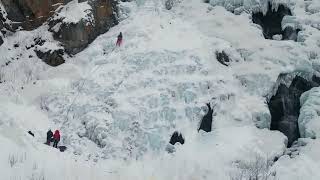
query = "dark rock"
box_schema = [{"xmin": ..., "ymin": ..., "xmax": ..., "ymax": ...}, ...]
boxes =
[
  {"xmin": 28, "ymin": 131, "xmax": 34, "ymax": 137},
  {"xmin": 169, "ymin": 131, "xmax": 185, "ymax": 145},
  {"xmin": 34, "ymin": 38, "xmax": 45, "ymax": 46},
  {"xmin": 49, "ymin": 22, "xmax": 93, "ymax": 54},
  {"xmin": 252, "ymin": 3, "xmax": 292, "ymax": 40},
  {"xmin": 35, "ymin": 49, "xmax": 65, "ymax": 67},
  {"xmin": 1, "ymin": 1, "xmax": 119, "ymax": 65},
  {"xmin": 1, "ymin": 0, "xmax": 28, "ymax": 22},
  {"xmin": 216, "ymin": 50, "xmax": 231, "ymax": 66},
  {"xmin": 0, "ymin": 4, "xmax": 14, "ymax": 33},
  {"xmin": 14, "ymin": 43, "xmax": 19, "ymax": 48},
  {"xmin": 49, "ymin": 0, "xmax": 119, "ymax": 55},
  {"xmin": 198, "ymin": 103, "xmax": 213, "ymax": 132},
  {"xmin": 0, "ymin": 11, "xmax": 5, "ymax": 46},
  {"xmin": 312, "ymin": 75, "xmax": 320, "ymax": 84},
  {"xmin": 0, "ymin": 36, "xmax": 3, "ymax": 46},
  {"xmin": 58, "ymin": 146, "xmax": 67, "ymax": 152},
  {"xmin": 1, "ymin": 0, "xmax": 65, "ymax": 30},
  {"xmin": 282, "ymin": 26, "xmax": 301, "ymax": 41},
  {"xmin": 268, "ymin": 75, "xmax": 320, "ymax": 147},
  {"xmin": 165, "ymin": 0, "xmax": 175, "ymax": 10}
]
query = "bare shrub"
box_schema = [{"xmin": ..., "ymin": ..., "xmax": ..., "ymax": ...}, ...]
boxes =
[
  {"xmin": 8, "ymin": 153, "xmax": 27, "ymax": 168},
  {"xmin": 29, "ymin": 171, "xmax": 46, "ymax": 180},
  {"xmin": 230, "ymin": 154, "xmax": 277, "ymax": 180}
]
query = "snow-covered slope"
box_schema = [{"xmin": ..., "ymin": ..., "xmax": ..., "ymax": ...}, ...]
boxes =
[{"xmin": 1, "ymin": 0, "xmax": 320, "ymax": 179}]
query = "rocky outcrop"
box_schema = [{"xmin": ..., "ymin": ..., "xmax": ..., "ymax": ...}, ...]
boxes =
[
  {"xmin": 165, "ymin": 0, "xmax": 180, "ymax": 10},
  {"xmin": 35, "ymin": 49, "xmax": 65, "ymax": 67},
  {"xmin": 0, "ymin": 5, "xmax": 12, "ymax": 46},
  {"xmin": 0, "ymin": 0, "xmax": 119, "ymax": 66},
  {"xmin": 49, "ymin": 0, "xmax": 118, "ymax": 54},
  {"xmin": 268, "ymin": 74, "xmax": 320, "ymax": 147},
  {"xmin": 1, "ymin": 0, "xmax": 67, "ymax": 30}
]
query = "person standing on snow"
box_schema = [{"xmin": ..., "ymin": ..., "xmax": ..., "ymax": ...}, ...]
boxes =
[
  {"xmin": 116, "ymin": 32, "xmax": 123, "ymax": 47},
  {"xmin": 46, "ymin": 129, "xmax": 53, "ymax": 145},
  {"xmin": 53, "ymin": 130, "xmax": 60, "ymax": 148}
]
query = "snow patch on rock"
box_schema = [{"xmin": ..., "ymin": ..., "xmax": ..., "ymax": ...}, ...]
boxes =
[{"xmin": 53, "ymin": 0, "xmax": 94, "ymax": 24}]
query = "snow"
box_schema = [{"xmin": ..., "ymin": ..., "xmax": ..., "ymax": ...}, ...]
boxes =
[
  {"xmin": 299, "ymin": 87, "xmax": 320, "ymax": 138},
  {"xmin": 0, "ymin": 25, "xmax": 63, "ymax": 87},
  {"xmin": 0, "ymin": 0, "xmax": 320, "ymax": 179},
  {"xmin": 273, "ymin": 139, "xmax": 320, "ymax": 180},
  {"xmin": 52, "ymin": 0, "xmax": 94, "ymax": 24},
  {"xmin": 209, "ymin": 0, "xmax": 293, "ymax": 15}
]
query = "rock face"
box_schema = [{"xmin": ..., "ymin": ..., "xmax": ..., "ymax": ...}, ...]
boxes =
[
  {"xmin": 0, "ymin": 5, "xmax": 12, "ymax": 46},
  {"xmin": 165, "ymin": 0, "xmax": 175, "ymax": 10},
  {"xmin": 268, "ymin": 75, "xmax": 320, "ymax": 147},
  {"xmin": 35, "ymin": 49, "xmax": 65, "ymax": 67},
  {"xmin": 198, "ymin": 103, "xmax": 213, "ymax": 132},
  {"xmin": 0, "ymin": 0, "xmax": 119, "ymax": 65},
  {"xmin": 252, "ymin": 3, "xmax": 298, "ymax": 41},
  {"xmin": 1, "ymin": 0, "xmax": 67, "ymax": 30},
  {"xmin": 49, "ymin": 0, "xmax": 118, "ymax": 54}
]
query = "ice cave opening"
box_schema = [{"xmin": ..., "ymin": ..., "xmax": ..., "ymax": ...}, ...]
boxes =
[
  {"xmin": 252, "ymin": 3, "xmax": 300, "ymax": 41},
  {"xmin": 268, "ymin": 74, "xmax": 320, "ymax": 147},
  {"xmin": 198, "ymin": 103, "xmax": 213, "ymax": 132}
]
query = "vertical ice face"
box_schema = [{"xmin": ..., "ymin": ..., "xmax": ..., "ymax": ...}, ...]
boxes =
[{"xmin": 299, "ymin": 87, "xmax": 320, "ymax": 139}]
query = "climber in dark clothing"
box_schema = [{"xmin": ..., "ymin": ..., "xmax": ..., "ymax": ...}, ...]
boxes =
[
  {"xmin": 53, "ymin": 130, "xmax": 60, "ymax": 148},
  {"xmin": 46, "ymin": 129, "xmax": 53, "ymax": 145},
  {"xmin": 116, "ymin": 32, "xmax": 123, "ymax": 47}
]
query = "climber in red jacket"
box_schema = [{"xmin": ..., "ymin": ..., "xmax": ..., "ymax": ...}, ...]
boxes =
[
  {"xmin": 53, "ymin": 130, "xmax": 60, "ymax": 148},
  {"xmin": 116, "ymin": 32, "xmax": 123, "ymax": 47}
]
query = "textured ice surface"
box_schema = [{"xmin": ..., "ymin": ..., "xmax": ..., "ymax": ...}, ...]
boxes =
[
  {"xmin": 0, "ymin": 0, "xmax": 320, "ymax": 179},
  {"xmin": 299, "ymin": 87, "xmax": 320, "ymax": 138}
]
